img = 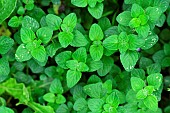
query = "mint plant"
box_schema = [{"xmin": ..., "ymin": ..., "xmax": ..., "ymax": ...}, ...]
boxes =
[{"xmin": 0, "ymin": 0, "xmax": 170, "ymax": 113}]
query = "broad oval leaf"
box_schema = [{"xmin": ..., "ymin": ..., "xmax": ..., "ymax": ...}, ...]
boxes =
[
  {"xmin": 0, "ymin": 0, "xmax": 17, "ymax": 24},
  {"xmin": 88, "ymin": 3, "xmax": 103, "ymax": 19},
  {"xmin": 116, "ymin": 11, "xmax": 132, "ymax": 26},
  {"xmin": 90, "ymin": 44, "xmax": 103, "ymax": 61},
  {"xmin": 22, "ymin": 16, "xmax": 40, "ymax": 32},
  {"xmin": 36, "ymin": 27, "xmax": 53, "ymax": 44},
  {"xmin": 58, "ymin": 31, "xmax": 74, "ymax": 48},
  {"xmin": 89, "ymin": 23, "xmax": 103, "ymax": 41},
  {"xmin": 130, "ymin": 77, "xmax": 145, "ymax": 92},
  {"xmin": 120, "ymin": 51, "xmax": 139, "ymax": 71},
  {"xmin": 0, "ymin": 36, "xmax": 14, "ymax": 54},
  {"xmin": 31, "ymin": 45, "xmax": 46, "ymax": 62},
  {"xmin": 20, "ymin": 28, "xmax": 36, "ymax": 44},
  {"xmin": 103, "ymin": 35, "xmax": 119, "ymax": 50},
  {"xmin": 55, "ymin": 51, "xmax": 72, "ymax": 69},
  {"xmin": 143, "ymin": 95, "xmax": 158, "ymax": 111},
  {"xmin": 15, "ymin": 44, "xmax": 32, "ymax": 62},
  {"xmin": 46, "ymin": 14, "xmax": 62, "ymax": 31},
  {"xmin": 61, "ymin": 13, "xmax": 77, "ymax": 32},
  {"xmin": 66, "ymin": 70, "xmax": 82, "ymax": 88}
]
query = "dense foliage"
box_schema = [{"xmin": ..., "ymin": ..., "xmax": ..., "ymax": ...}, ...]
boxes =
[{"xmin": 0, "ymin": 0, "xmax": 170, "ymax": 113}]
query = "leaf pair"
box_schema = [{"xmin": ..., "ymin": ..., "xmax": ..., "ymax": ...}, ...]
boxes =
[
  {"xmin": 130, "ymin": 73, "xmax": 163, "ymax": 111},
  {"xmin": 71, "ymin": 0, "xmax": 104, "ymax": 19},
  {"xmin": 16, "ymin": 27, "xmax": 53, "ymax": 62}
]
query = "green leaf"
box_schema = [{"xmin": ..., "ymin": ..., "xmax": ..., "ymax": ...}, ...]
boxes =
[
  {"xmin": 26, "ymin": 39, "xmax": 42, "ymax": 51},
  {"xmin": 70, "ymin": 30, "xmax": 88, "ymax": 47},
  {"xmin": 161, "ymin": 57, "xmax": 170, "ymax": 68},
  {"xmin": 139, "ymin": 57, "xmax": 153, "ymax": 70},
  {"xmin": 116, "ymin": 11, "xmax": 132, "ymax": 26},
  {"xmin": 143, "ymin": 95, "xmax": 158, "ymax": 111},
  {"xmin": 103, "ymin": 35, "xmax": 119, "ymax": 50},
  {"xmin": 36, "ymin": 27, "xmax": 53, "ymax": 44},
  {"xmin": 0, "ymin": 106, "xmax": 14, "ymax": 113},
  {"xmin": 46, "ymin": 42, "xmax": 61, "ymax": 57},
  {"xmin": 106, "ymin": 92, "xmax": 119, "ymax": 107},
  {"xmin": 131, "ymin": 77, "xmax": 145, "ymax": 92},
  {"xmin": 83, "ymin": 82, "xmax": 107, "ymax": 98},
  {"xmin": 73, "ymin": 98, "xmax": 87, "ymax": 111},
  {"xmin": 146, "ymin": 6, "xmax": 162, "ymax": 23},
  {"xmin": 44, "ymin": 66, "xmax": 57, "ymax": 77},
  {"xmin": 61, "ymin": 13, "xmax": 77, "ymax": 32},
  {"xmin": 58, "ymin": 31, "xmax": 74, "ymax": 48},
  {"xmin": 136, "ymin": 24, "xmax": 150, "ymax": 38},
  {"xmin": 56, "ymin": 94, "xmax": 66, "ymax": 104},
  {"xmin": 46, "ymin": 14, "xmax": 62, "ymax": 30},
  {"xmin": 128, "ymin": 34, "xmax": 144, "ymax": 50},
  {"xmin": 77, "ymin": 62, "xmax": 89, "ymax": 72},
  {"xmin": 43, "ymin": 93, "xmax": 55, "ymax": 103},
  {"xmin": 66, "ymin": 70, "xmax": 82, "ymax": 88},
  {"xmin": 139, "ymin": 14, "xmax": 149, "ymax": 25},
  {"xmin": 103, "ymin": 80, "xmax": 112, "ymax": 94},
  {"xmin": 50, "ymin": 78, "xmax": 63, "ymax": 94},
  {"xmin": 90, "ymin": 44, "xmax": 103, "ymax": 61},
  {"xmin": 22, "ymin": 16, "xmax": 39, "ymax": 32},
  {"xmin": 147, "ymin": 73, "xmax": 163, "ymax": 90},
  {"xmin": 136, "ymin": 89, "xmax": 148, "ymax": 99},
  {"xmin": 72, "ymin": 85, "xmax": 87, "ymax": 100},
  {"xmin": 88, "ymin": 99, "xmax": 104, "ymax": 112},
  {"xmin": 156, "ymin": 14, "xmax": 166, "ymax": 27},
  {"xmin": 112, "ymin": 89, "xmax": 126, "ymax": 104},
  {"xmin": 0, "ymin": 36, "xmax": 14, "ymax": 54},
  {"xmin": 88, "ymin": 3, "xmax": 103, "ymax": 19},
  {"xmin": 8, "ymin": 16, "xmax": 22, "ymax": 27},
  {"xmin": 15, "ymin": 44, "xmax": 32, "ymax": 62},
  {"xmin": 56, "ymin": 104, "xmax": 69, "ymax": 113},
  {"xmin": 20, "ymin": 28, "xmax": 36, "ymax": 43},
  {"xmin": 87, "ymin": 75, "xmax": 102, "ymax": 84},
  {"xmin": 72, "ymin": 47, "xmax": 87, "ymax": 63},
  {"xmin": 88, "ymin": 0, "xmax": 98, "ymax": 7},
  {"xmin": 131, "ymin": 69, "xmax": 145, "ymax": 80},
  {"xmin": 27, "ymin": 59, "xmax": 44, "ymax": 73},
  {"xmin": 131, "ymin": 3, "xmax": 144, "ymax": 17},
  {"xmin": 0, "ymin": 78, "xmax": 30, "ymax": 104},
  {"xmin": 103, "ymin": 104, "xmax": 117, "ymax": 113},
  {"xmin": 97, "ymin": 56, "xmax": 114, "ymax": 76},
  {"xmin": 66, "ymin": 60, "xmax": 78, "ymax": 70},
  {"xmin": 0, "ymin": 0, "xmax": 17, "ymax": 24},
  {"xmin": 164, "ymin": 43, "xmax": 170, "ymax": 56},
  {"xmin": 28, "ymin": 102, "xmax": 55, "ymax": 113},
  {"xmin": 0, "ymin": 57, "xmax": 10, "ymax": 82},
  {"xmin": 118, "ymin": 32, "xmax": 129, "ymax": 53},
  {"xmin": 89, "ymin": 24, "xmax": 103, "ymax": 41},
  {"xmin": 98, "ymin": 17, "xmax": 111, "ymax": 31},
  {"xmin": 86, "ymin": 57, "xmax": 103, "ymax": 72},
  {"xmin": 129, "ymin": 18, "xmax": 141, "ymax": 28},
  {"xmin": 31, "ymin": 45, "xmax": 46, "ymax": 62},
  {"xmin": 144, "ymin": 86, "xmax": 154, "ymax": 95},
  {"xmin": 71, "ymin": 0, "xmax": 87, "ymax": 7},
  {"xmin": 146, "ymin": 63, "xmax": 161, "ymax": 75},
  {"xmin": 55, "ymin": 51, "xmax": 72, "ymax": 69},
  {"xmin": 120, "ymin": 51, "xmax": 139, "ymax": 71},
  {"xmin": 142, "ymin": 34, "xmax": 158, "ymax": 50}
]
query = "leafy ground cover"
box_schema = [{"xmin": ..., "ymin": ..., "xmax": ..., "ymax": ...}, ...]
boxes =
[{"xmin": 0, "ymin": 0, "xmax": 170, "ymax": 113}]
